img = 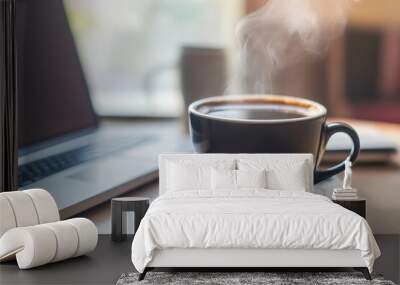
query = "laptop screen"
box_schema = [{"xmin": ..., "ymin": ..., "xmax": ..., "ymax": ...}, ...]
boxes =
[{"xmin": 16, "ymin": 0, "xmax": 98, "ymax": 149}]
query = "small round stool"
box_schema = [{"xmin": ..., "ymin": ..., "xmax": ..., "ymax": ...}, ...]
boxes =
[{"xmin": 111, "ymin": 197, "xmax": 149, "ymax": 242}]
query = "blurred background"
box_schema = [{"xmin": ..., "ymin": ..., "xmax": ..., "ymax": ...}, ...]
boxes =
[
  {"xmin": 65, "ymin": 0, "xmax": 400, "ymax": 123},
  {"xmin": 64, "ymin": 0, "xmax": 241, "ymax": 118}
]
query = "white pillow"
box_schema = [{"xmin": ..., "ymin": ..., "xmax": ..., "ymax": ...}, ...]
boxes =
[
  {"xmin": 166, "ymin": 160, "xmax": 235, "ymax": 191},
  {"xmin": 211, "ymin": 168, "xmax": 236, "ymax": 190},
  {"xmin": 236, "ymin": 169, "xmax": 267, "ymax": 189},
  {"xmin": 211, "ymin": 169, "xmax": 268, "ymax": 190},
  {"xmin": 237, "ymin": 159, "xmax": 311, "ymax": 191},
  {"xmin": 166, "ymin": 162, "xmax": 210, "ymax": 191}
]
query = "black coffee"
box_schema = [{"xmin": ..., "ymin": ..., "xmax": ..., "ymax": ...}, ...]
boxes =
[
  {"xmin": 203, "ymin": 104, "xmax": 309, "ymax": 120},
  {"xmin": 189, "ymin": 95, "xmax": 360, "ymax": 183}
]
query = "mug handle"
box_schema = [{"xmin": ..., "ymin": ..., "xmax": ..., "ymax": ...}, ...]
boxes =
[{"xmin": 314, "ymin": 122, "xmax": 360, "ymax": 183}]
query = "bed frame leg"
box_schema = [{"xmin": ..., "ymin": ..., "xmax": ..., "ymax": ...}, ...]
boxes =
[
  {"xmin": 138, "ymin": 268, "xmax": 148, "ymax": 281},
  {"xmin": 354, "ymin": 267, "xmax": 371, "ymax": 280}
]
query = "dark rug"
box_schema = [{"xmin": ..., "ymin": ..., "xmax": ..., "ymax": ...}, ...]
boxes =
[{"xmin": 116, "ymin": 272, "xmax": 396, "ymax": 285}]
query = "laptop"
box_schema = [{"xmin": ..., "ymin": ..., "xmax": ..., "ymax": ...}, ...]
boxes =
[{"xmin": 16, "ymin": 0, "xmax": 189, "ymax": 218}]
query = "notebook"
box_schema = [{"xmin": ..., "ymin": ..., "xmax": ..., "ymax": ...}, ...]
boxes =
[{"xmin": 324, "ymin": 125, "xmax": 398, "ymax": 163}]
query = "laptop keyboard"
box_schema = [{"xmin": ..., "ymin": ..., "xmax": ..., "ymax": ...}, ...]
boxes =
[{"xmin": 18, "ymin": 136, "xmax": 152, "ymax": 187}]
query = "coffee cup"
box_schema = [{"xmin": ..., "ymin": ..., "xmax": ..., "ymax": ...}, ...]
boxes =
[{"xmin": 188, "ymin": 94, "xmax": 360, "ymax": 183}]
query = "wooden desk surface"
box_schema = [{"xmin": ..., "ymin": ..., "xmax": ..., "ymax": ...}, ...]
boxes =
[{"xmin": 80, "ymin": 118, "xmax": 400, "ymax": 234}]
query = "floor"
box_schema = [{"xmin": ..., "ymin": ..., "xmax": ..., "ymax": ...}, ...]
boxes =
[
  {"xmin": 1, "ymin": 235, "xmax": 398, "ymax": 285},
  {"xmin": 1, "ymin": 181, "xmax": 399, "ymax": 284},
  {"xmin": 0, "ymin": 235, "xmax": 133, "ymax": 285}
]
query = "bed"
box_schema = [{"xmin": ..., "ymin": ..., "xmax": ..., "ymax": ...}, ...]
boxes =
[{"xmin": 131, "ymin": 154, "xmax": 380, "ymax": 280}]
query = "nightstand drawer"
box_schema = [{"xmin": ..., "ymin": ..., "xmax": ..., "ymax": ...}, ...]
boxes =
[{"xmin": 333, "ymin": 199, "xmax": 366, "ymax": 218}]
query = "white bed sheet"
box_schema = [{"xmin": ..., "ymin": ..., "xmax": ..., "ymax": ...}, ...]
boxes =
[{"xmin": 131, "ymin": 190, "xmax": 380, "ymax": 273}]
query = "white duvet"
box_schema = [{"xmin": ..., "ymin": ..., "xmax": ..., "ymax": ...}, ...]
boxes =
[{"xmin": 131, "ymin": 190, "xmax": 380, "ymax": 273}]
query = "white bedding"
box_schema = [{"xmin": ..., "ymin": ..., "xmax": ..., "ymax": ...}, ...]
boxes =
[{"xmin": 131, "ymin": 190, "xmax": 380, "ymax": 273}]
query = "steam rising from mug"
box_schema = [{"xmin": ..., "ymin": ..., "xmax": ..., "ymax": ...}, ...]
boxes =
[{"xmin": 234, "ymin": 0, "xmax": 358, "ymax": 93}]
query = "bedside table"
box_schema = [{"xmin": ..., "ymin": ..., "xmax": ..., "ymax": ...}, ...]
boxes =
[
  {"xmin": 111, "ymin": 197, "xmax": 150, "ymax": 242},
  {"xmin": 332, "ymin": 198, "xmax": 366, "ymax": 218}
]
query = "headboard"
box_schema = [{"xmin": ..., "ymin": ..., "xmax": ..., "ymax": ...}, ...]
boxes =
[{"xmin": 158, "ymin": 153, "xmax": 314, "ymax": 195}]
